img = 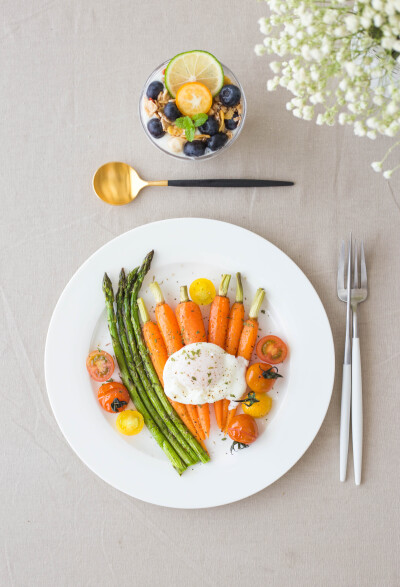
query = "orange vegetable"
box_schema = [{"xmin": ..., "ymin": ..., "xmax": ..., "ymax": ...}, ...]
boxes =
[
  {"xmin": 149, "ymin": 282, "xmax": 184, "ymax": 355},
  {"xmin": 137, "ymin": 298, "xmax": 168, "ymax": 386},
  {"xmin": 221, "ymin": 273, "xmax": 244, "ymax": 431},
  {"xmin": 175, "ymin": 285, "xmax": 207, "ymax": 344},
  {"xmin": 97, "ymin": 382, "xmax": 130, "ymax": 413},
  {"xmin": 187, "ymin": 404, "xmax": 205, "ymax": 440},
  {"xmin": 176, "ymin": 285, "xmax": 209, "ymax": 437},
  {"xmin": 225, "ymin": 287, "xmax": 265, "ymax": 433},
  {"xmin": 209, "ymin": 274, "xmax": 232, "ymax": 430}
]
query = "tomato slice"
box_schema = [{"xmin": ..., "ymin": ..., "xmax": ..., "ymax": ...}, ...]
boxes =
[
  {"xmin": 256, "ymin": 336, "xmax": 288, "ymax": 364},
  {"xmin": 227, "ymin": 414, "xmax": 258, "ymax": 444},
  {"xmin": 245, "ymin": 362, "xmax": 282, "ymax": 393},
  {"xmin": 98, "ymin": 382, "xmax": 129, "ymax": 413},
  {"xmin": 86, "ymin": 350, "xmax": 115, "ymax": 381}
]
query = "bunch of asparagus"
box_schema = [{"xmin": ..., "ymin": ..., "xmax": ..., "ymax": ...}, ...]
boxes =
[{"xmin": 103, "ymin": 250, "xmax": 209, "ymax": 475}]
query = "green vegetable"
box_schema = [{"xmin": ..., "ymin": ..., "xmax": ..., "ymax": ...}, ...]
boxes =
[
  {"xmin": 102, "ymin": 273, "xmax": 187, "ymax": 475},
  {"xmin": 175, "ymin": 113, "xmax": 208, "ymax": 142},
  {"xmin": 130, "ymin": 252, "xmax": 210, "ymax": 464},
  {"xmin": 116, "ymin": 269, "xmax": 196, "ymax": 467}
]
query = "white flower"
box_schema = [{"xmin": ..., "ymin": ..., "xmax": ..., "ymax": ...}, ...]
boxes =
[
  {"xmin": 316, "ymin": 114, "xmax": 324, "ymax": 125},
  {"xmin": 323, "ymin": 10, "xmax": 336, "ymax": 25},
  {"xmin": 255, "ymin": 44, "xmax": 267, "ymax": 56},
  {"xmin": 310, "ymin": 48, "xmax": 323, "ymax": 61},
  {"xmin": 367, "ymin": 117, "xmax": 378, "ymax": 129},
  {"xmin": 344, "ymin": 15, "xmax": 359, "ymax": 34},
  {"xmin": 293, "ymin": 108, "xmax": 302, "ymax": 118},
  {"xmin": 371, "ymin": 161, "xmax": 382, "ymax": 172},
  {"xmin": 334, "ymin": 26, "xmax": 347, "ymax": 37},
  {"xmin": 269, "ymin": 61, "xmax": 281, "ymax": 73},
  {"xmin": 386, "ymin": 101, "xmax": 398, "ymax": 115},
  {"xmin": 382, "ymin": 37, "xmax": 395, "ymax": 50},
  {"xmin": 302, "ymin": 105, "xmax": 314, "ymax": 120},
  {"xmin": 301, "ymin": 45, "xmax": 312, "ymax": 61},
  {"xmin": 267, "ymin": 77, "xmax": 280, "ymax": 91},
  {"xmin": 310, "ymin": 92, "xmax": 324, "ymax": 104},
  {"xmin": 373, "ymin": 14, "xmax": 384, "ymax": 27},
  {"xmin": 367, "ymin": 130, "xmax": 377, "ymax": 139},
  {"xmin": 344, "ymin": 62, "xmax": 357, "ymax": 77},
  {"xmin": 300, "ymin": 12, "xmax": 313, "ymax": 27},
  {"xmin": 372, "ymin": 0, "xmax": 383, "ymax": 10},
  {"xmin": 383, "ymin": 170, "xmax": 393, "ymax": 179}
]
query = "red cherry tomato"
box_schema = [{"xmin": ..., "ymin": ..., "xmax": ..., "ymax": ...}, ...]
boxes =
[
  {"xmin": 227, "ymin": 414, "xmax": 259, "ymax": 444},
  {"xmin": 245, "ymin": 362, "xmax": 282, "ymax": 393},
  {"xmin": 256, "ymin": 335, "xmax": 288, "ymax": 364},
  {"xmin": 97, "ymin": 382, "xmax": 130, "ymax": 413},
  {"xmin": 86, "ymin": 350, "xmax": 115, "ymax": 382}
]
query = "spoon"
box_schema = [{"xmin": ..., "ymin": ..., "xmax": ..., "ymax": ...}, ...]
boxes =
[{"xmin": 93, "ymin": 162, "xmax": 294, "ymax": 206}]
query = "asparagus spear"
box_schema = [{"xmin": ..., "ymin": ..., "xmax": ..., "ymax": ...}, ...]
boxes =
[
  {"xmin": 130, "ymin": 252, "xmax": 210, "ymax": 464},
  {"xmin": 123, "ymin": 266, "xmax": 198, "ymax": 464},
  {"xmin": 102, "ymin": 273, "xmax": 187, "ymax": 475},
  {"xmin": 116, "ymin": 270, "xmax": 196, "ymax": 467}
]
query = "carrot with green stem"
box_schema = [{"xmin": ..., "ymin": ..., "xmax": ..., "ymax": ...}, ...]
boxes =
[
  {"xmin": 220, "ymin": 272, "xmax": 245, "ymax": 430},
  {"xmin": 148, "ymin": 282, "xmax": 206, "ymax": 448},
  {"xmin": 208, "ymin": 274, "xmax": 231, "ymax": 429},
  {"xmin": 176, "ymin": 285, "xmax": 210, "ymax": 437},
  {"xmin": 224, "ymin": 287, "xmax": 265, "ymax": 433}
]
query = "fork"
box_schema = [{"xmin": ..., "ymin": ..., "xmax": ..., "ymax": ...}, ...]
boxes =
[
  {"xmin": 337, "ymin": 238, "xmax": 368, "ymax": 484},
  {"xmin": 350, "ymin": 241, "xmax": 368, "ymax": 485}
]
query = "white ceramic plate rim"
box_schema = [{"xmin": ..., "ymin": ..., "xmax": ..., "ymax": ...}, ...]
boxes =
[{"xmin": 45, "ymin": 218, "xmax": 335, "ymax": 508}]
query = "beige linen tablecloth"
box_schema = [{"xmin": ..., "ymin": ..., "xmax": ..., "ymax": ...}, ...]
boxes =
[{"xmin": 1, "ymin": 1, "xmax": 400, "ymax": 585}]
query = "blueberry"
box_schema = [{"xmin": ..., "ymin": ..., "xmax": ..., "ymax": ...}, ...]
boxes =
[
  {"xmin": 206, "ymin": 133, "xmax": 228, "ymax": 151},
  {"xmin": 184, "ymin": 140, "xmax": 206, "ymax": 157},
  {"xmin": 147, "ymin": 118, "xmax": 165, "ymax": 139},
  {"xmin": 163, "ymin": 101, "xmax": 182, "ymax": 121},
  {"xmin": 146, "ymin": 81, "xmax": 164, "ymax": 100},
  {"xmin": 224, "ymin": 114, "xmax": 239, "ymax": 130},
  {"xmin": 219, "ymin": 84, "xmax": 241, "ymax": 107},
  {"xmin": 198, "ymin": 117, "xmax": 219, "ymax": 136}
]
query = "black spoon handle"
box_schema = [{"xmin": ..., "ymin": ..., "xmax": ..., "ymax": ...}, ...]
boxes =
[{"xmin": 167, "ymin": 179, "xmax": 294, "ymax": 188}]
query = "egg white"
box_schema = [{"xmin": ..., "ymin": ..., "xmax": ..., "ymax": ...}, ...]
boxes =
[{"xmin": 163, "ymin": 342, "xmax": 248, "ymax": 405}]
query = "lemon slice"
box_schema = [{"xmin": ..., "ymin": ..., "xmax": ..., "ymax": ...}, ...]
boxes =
[{"xmin": 165, "ymin": 50, "xmax": 224, "ymax": 98}]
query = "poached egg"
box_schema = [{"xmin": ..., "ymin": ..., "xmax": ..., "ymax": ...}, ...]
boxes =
[{"xmin": 163, "ymin": 342, "xmax": 248, "ymax": 405}]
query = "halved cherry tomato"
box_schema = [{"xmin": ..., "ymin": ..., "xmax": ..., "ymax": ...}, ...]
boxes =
[
  {"xmin": 227, "ymin": 414, "xmax": 258, "ymax": 444},
  {"xmin": 86, "ymin": 350, "xmax": 115, "ymax": 381},
  {"xmin": 245, "ymin": 362, "xmax": 282, "ymax": 393},
  {"xmin": 97, "ymin": 382, "xmax": 129, "ymax": 413},
  {"xmin": 256, "ymin": 335, "xmax": 288, "ymax": 364},
  {"xmin": 116, "ymin": 410, "xmax": 144, "ymax": 436}
]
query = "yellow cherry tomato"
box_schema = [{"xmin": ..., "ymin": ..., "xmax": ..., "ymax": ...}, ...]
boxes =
[
  {"xmin": 189, "ymin": 278, "xmax": 216, "ymax": 305},
  {"xmin": 241, "ymin": 392, "xmax": 273, "ymax": 418},
  {"xmin": 116, "ymin": 410, "xmax": 144, "ymax": 436}
]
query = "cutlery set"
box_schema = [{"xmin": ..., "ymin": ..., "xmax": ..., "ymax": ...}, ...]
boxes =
[{"xmin": 337, "ymin": 236, "xmax": 368, "ymax": 485}]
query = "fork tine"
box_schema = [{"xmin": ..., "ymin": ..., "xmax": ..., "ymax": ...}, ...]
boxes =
[
  {"xmin": 360, "ymin": 241, "xmax": 367, "ymax": 288},
  {"xmin": 337, "ymin": 240, "xmax": 345, "ymax": 291},
  {"xmin": 353, "ymin": 240, "xmax": 359, "ymax": 288}
]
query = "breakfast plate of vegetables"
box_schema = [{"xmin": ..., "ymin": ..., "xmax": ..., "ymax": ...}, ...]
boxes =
[{"xmin": 45, "ymin": 218, "xmax": 334, "ymax": 508}]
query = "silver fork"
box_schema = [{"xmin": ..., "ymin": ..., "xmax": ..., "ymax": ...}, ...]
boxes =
[{"xmin": 337, "ymin": 238, "xmax": 368, "ymax": 484}]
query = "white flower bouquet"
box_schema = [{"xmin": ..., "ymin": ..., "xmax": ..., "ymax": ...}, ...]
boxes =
[{"xmin": 255, "ymin": 0, "xmax": 400, "ymax": 178}]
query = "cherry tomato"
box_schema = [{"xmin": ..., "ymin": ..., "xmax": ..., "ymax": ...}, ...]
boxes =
[
  {"xmin": 189, "ymin": 278, "xmax": 216, "ymax": 305},
  {"xmin": 97, "ymin": 382, "xmax": 130, "ymax": 413},
  {"xmin": 242, "ymin": 392, "xmax": 273, "ymax": 418},
  {"xmin": 86, "ymin": 350, "xmax": 115, "ymax": 381},
  {"xmin": 227, "ymin": 414, "xmax": 258, "ymax": 444},
  {"xmin": 256, "ymin": 335, "xmax": 288, "ymax": 364},
  {"xmin": 245, "ymin": 362, "xmax": 282, "ymax": 393},
  {"xmin": 116, "ymin": 410, "xmax": 144, "ymax": 435}
]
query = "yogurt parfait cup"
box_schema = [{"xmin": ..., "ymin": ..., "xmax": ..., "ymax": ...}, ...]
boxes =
[{"xmin": 139, "ymin": 51, "xmax": 247, "ymax": 160}]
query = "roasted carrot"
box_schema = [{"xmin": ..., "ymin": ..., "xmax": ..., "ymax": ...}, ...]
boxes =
[
  {"xmin": 208, "ymin": 274, "xmax": 231, "ymax": 348},
  {"xmin": 175, "ymin": 285, "xmax": 207, "ymax": 344},
  {"xmin": 149, "ymin": 281, "xmax": 184, "ymax": 355},
  {"xmin": 224, "ymin": 287, "xmax": 266, "ymax": 433},
  {"xmin": 187, "ymin": 404, "xmax": 206, "ymax": 440},
  {"xmin": 221, "ymin": 272, "xmax": 245, "ymax": 430},
  {"xmin": 137, "ymin": 297, "xmax": 168, "ymax": 386},
  {"xmin": 209, "ymin": 274, "xmax": 231, "ymax": 430},
  {"xmin": 176, "ymin": 285, "xmax": 210, "ymax": 437}
]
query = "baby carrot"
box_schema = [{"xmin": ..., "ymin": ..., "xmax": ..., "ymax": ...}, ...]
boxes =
[
  {"xmin": 221, "ymin": 273, "xmax": 245, "ymax": 430},
  {"xmin": 175, "ymin": 286, "xmax": 207, "ymax": 344},
  {"xmin": 137, "ymin": 297, "xmax": 168, "ymax": 386},
  {"xmin": 224, "ymin": 287, "xmax": 265, "ymax": 433},
  {"xmin": 209, "ymin": 274, "xmax": 231, "ymax": 430},
  {"xmin": 149, "ymin": 282, "xmax": 183, "ymax": 355},
  {"xmin": 176, "ymin": 285, "xmax": 209, "ymax": 437}
]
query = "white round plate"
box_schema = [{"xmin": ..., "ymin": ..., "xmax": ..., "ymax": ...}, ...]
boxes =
[{"xmin": 45, "ymin": 218, "xmax": 334, "ymax": 508}]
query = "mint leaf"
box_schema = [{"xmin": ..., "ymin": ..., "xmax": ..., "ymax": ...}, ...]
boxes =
[
  {"xmin": 175, "ymin": 116, "xmax": 191, "ymax": 129},
  {"xmin": 192, "ymin": 113, "xmax": 208, "ymax": 127},
  {"xmin": 185, "ymin": 123, "xmax": 195, "ymax": 142}
]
